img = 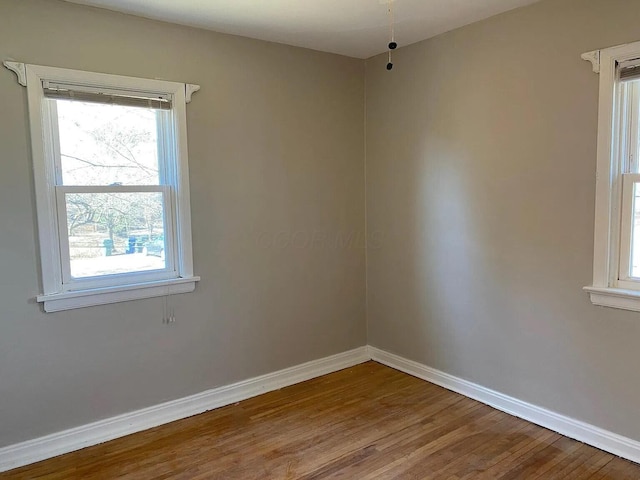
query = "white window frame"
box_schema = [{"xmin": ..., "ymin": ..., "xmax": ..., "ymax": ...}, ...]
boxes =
[
  {"xmin": 5, "ymin": 62, "xmax": 200, "ymax": 312},
  {"xmin": 582, "ymin": 41, "xmax": 640, "ymax": 312}
]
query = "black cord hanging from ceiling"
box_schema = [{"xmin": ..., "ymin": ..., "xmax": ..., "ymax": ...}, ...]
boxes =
[{"xmin": 387, "ymin": 0, "xmax": 397, "ymax": 70}]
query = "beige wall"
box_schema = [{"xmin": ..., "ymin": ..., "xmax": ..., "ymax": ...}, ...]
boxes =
[
  {"xmin": 366, "ymin": 0, "xmax": 640, "ymax": 440},
  {"xmin": 0, "ymin": 0, "xmax": 366, "ymax": 447}
]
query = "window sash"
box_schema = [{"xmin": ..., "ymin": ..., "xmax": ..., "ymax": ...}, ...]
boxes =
[
  {"xmin": 47, "ymin": 99, "xmax": 172, "ymax": 188},
  {"xmin": 614, "ymin": 81, "xmax": 640, "ymax": 289},
  {"xmin": 617, "ymin": 80, "xmax": 640, "ymax": 175},
  {"xmin": 55, "ymin": 184, "xmax": 178, "ymax": 291},
  {"xmin": 618, "ymin": 174, "xmax": 640, "ymax": 287},
  {"xmin": 628, "ymin": 84, "xmax": 640, "ymax": 174}
]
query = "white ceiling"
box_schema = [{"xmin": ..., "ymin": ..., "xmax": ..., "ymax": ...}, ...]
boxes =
[{"xmin": 65, "ymin": 0, "xmax": 540, "ymax": 59}]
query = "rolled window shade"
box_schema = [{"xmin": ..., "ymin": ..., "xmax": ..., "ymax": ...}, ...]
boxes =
[
  {"xmin": 42, "ymin": 81, "xmax": 172, "ymax": 110},
  {"xmin": 619, "ymin": 59, "xmax": 640, "ymax": 83}
]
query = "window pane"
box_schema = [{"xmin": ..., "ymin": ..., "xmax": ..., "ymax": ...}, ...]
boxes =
[
  {"xmin": 64, "ymin": 192, "xmax": 167, "ymax": 279},
  {"xmin": 626, "ymin": 81, "xmax": 640, "ymax": 174},
  {"xmin": 56, "ymin": 100, "xmax": 162, "ymax": 186},
  {"xmin": 632, "ymin": 183, "xmax": 640, "ymax": 278}
]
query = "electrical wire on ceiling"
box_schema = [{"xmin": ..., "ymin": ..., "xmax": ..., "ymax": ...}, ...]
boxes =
[{"xmin": 387, "ymin": 0, "xmax": 397, "ymax": 70}]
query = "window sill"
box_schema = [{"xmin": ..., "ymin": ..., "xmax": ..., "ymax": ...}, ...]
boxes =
[
  {"xmin": 583, "ymin": 286, "xmax": 640, "ymax": 312},
  {"xmin": 37, "ymin": 276, "xmax": 200, "ymax": 312}
]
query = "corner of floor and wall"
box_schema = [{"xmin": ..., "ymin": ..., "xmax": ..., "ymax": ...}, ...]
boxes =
[
  {"xmin": 0, "ymin": 0, "xmax": 368, "ymax": 471},
  {"xmin": 364, "ymin": 0, "xmax": 640, "ymax": 466},
  {"xmin": 3, "ymin": 0, "xmax": 640, "ymax": 473}
]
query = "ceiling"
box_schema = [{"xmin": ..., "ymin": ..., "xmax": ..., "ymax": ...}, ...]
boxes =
[{"xmin": 65, "ymin": 0, "xmax": 540, "ymax": 59}]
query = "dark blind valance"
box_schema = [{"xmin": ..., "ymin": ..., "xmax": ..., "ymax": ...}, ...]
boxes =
[{"xmin": 619, "ymin": 59, "xmax": 640, "ymax": 83}]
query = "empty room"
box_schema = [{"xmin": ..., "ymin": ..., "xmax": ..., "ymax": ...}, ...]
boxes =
[{"xmin": 2, "ymin": 0, "xmax": 640, "ymax": 478}]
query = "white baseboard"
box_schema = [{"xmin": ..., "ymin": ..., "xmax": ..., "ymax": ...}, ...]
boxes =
[
  {"xmin": 368, "ymin": 346, "xmax": 640, "ymax": 465},
  {"xmin": 0, "ymin": 346, "xmax": 370, "ymax": 473},
  {"xmin": 3, "ymin": 345, "xmax": 639, "ymax": 473}
]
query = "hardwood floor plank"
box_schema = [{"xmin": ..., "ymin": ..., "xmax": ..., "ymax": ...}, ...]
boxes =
[
  {"xmin": 587, "ymin": 456, "xmax": 640, "ymax": 480},
  {"xmin": 1, "ymin": 362, "xmax": 638, "ymax": 479},
  {"xmin": 539, "ymin": 443, "xmax": 613, "ymax": 480}
]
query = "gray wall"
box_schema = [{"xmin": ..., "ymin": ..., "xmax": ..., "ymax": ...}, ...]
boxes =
[
  {"xmin": 366, "ymin": 0, "xmax": 640, "ymax": 441},
  {"xmin": 0, "ymin": 0, "xmax": 366, "ymax": 447},
  {"xmin": 4, "ymin": 0, "xmax": 640, "ymax": 452}
]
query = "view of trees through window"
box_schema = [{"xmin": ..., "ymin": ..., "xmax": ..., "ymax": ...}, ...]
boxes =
[
  {"xmin": 55, "ymin": 100, "xmax": 167, "ymax": 278},
  {"xmin": 632, "ymin": 183, "xmax": 640, "ymax": 278},
  {"xmin": 624, "ymin": 81, "xmax": 640, "ymax": 279}
]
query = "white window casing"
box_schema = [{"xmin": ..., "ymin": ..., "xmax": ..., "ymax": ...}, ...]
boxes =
[
  {"xmin": 3, "ymin": 62, "xmax": 200, "ymax": 312},
  {"xmin": 582, "ymin": 41, "xmax": 640, "ymax": 312}
]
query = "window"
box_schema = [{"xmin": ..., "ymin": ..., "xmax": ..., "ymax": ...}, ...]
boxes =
[
  {"xmin": 15, "ymin": 64, "xmax": 199, "ymax": 312},
  {"xmin": 583, "ymin": 41, "xmax": 640, "ymax": 311}
]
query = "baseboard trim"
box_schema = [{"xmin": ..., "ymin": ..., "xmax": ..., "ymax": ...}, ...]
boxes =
[
  {"xmin": 0, "ymin": 346, "xmax": 370, "ymax": 473},
  {"xmin": 368, "ymin": 346, "xmax": 640, "ymax": 465},
  {"xmin": 4, "ymin": 345, "xmax": 639, "ymax": 472}
]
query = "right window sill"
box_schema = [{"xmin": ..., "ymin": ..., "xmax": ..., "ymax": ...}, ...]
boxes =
[{"xmin": 583, "ymin": 286, "xmax": 640, "ymax": 312}]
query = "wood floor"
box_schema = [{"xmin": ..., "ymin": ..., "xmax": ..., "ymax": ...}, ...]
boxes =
[{"xmin": 2, "ymin": 362, "xmax": 639, "ymax": 479}]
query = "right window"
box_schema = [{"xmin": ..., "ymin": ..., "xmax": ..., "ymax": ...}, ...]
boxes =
[{"xmin": 584, "ymin": 41, "xmax": 640, "ymax": 311}]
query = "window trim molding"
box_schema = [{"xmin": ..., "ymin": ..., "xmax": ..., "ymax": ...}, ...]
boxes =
[
  {"xmin": 35, "ymin": 277, "xmax": 199, "ymax": 313},
  {"xmin": 583, "ymin": 41, "xmax": 640, "ymax": 312},
  {"xmin": 6, "ymin": 62, "xmax": 200, "ymax": 312}
]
